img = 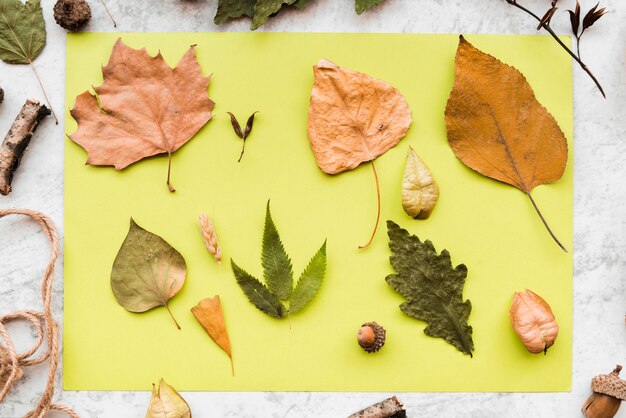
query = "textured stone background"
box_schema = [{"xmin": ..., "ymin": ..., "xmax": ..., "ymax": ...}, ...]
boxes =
[{"xmin": 0, "ymin": 0, "xmax": 624, "ymax": 416}]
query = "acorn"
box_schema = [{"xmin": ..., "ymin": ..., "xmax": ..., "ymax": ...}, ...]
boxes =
[
  {"xmin": 357, "ymin": 321, "xmax": 386, "ymax": 353},
  {"xmin": 53, "ymin": 0, "xmax": 91, "ymax": 32},
  {"xmin": 582, "ymin": 365, "xmax": 626, "ymax": 418}
]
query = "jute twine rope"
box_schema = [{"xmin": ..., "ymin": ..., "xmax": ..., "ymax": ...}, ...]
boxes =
[{"xmin": 0, "ymin": 209, "xmax": 78, "ymax": 418}]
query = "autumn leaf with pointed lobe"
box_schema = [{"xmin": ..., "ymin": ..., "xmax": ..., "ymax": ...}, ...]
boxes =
[{"xmin": 69, "ymin": 38, "xmax": 215, "ymax": 192}]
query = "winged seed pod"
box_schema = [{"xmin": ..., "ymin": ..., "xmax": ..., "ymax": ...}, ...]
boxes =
[
  {"xmin": 402, "ymin": 146, "xmax": 439, "ymax": 219},
  {"xmin": 509, "ymin": 289, "xmax": 558, "ymax": 354},
  {"xmin": 199, "ymin": 212, "xmax": 222, "ymax": 264}
]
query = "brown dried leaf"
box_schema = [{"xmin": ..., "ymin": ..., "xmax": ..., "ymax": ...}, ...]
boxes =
[
  {"xmin": 444, "ymin": 36, "xmax": 568, "ymax": 251},
  {"xmin": 307, "ymin": 58, "xmax": 411, "ymax": 175},
  {"xmin": 191, "ymin": 296, "xmax": 234, "ymax": 375},
  {"xmin": 509, "ymin": 289, "xmax": 559, "ymax": 354},
  {"xmin": 69, "ymin": 38, "xmax": 215, "ymax": 192},
  {"xmin": 307, "ymin": 58, "xmax": 412, "ymax": 247}
]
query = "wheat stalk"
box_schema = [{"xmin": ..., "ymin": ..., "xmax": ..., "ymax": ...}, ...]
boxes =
[{"xmin": 199, "ymin": 212, "xmax": 222, "ymax": 264}]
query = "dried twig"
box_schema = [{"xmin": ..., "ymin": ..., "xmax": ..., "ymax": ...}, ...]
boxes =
[
  {"xmin": 348, "ymin": 396, "xmax": 406, "ymax": 418},
  {"xmin": 100, "ymin": 0, "xmax": 117, "ymax": 27},
  {"xmin": 504, "ymin": 0, "xmax": 606, "ymax": 97},
  {"xmin": 0, "ymin": 100, "xmax": 50, "ymax": 195}
]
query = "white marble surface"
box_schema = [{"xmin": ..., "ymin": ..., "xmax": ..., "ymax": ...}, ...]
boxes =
[{"xmin": 0, "ymin": 0, "xmax": 624, "ymax": 417}]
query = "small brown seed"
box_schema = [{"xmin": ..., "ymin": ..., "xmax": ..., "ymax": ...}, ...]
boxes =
[{"xmin": 357, "ymin": 325, "xmax": 376, "ymax": 348}]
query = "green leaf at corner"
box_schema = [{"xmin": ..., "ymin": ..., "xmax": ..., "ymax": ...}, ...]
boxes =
[
  {"xmin": 231, "ymin": 259, "xmax": 285, "ymax": 318},
  {"xmin": 289, "ymin": 240, "xmax": 326, "ymax": 315},
  {"xmin": 261, "ymin": 201, "xmax": 293, "ymax": 301},
  {"xmin": 355, "ymin": 0, "xmax": 385, "ymax": 15},
  {"xmin": 214, "ymin": 0, "xmax": 256, "ymax": 24},
  {"xmin": 0, "ymin": 0, "xmax": 46, "ymax": 64}
]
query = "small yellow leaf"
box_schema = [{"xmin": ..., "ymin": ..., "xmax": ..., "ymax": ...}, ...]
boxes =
[
  {"xmin": 145, "ymin": 378, "xmax": 191, "ymax": 418},
  {"xmin": 402, "ymin": 147, "xmax": 439, "ymax": 219}
]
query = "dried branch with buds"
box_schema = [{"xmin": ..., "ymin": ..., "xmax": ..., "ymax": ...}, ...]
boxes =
[{"xmin": 504, "ymin": 0, "xmax": 607, "ymax": 97}]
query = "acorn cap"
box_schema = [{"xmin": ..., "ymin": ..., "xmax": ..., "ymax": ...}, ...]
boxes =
[
  {"xmin": 358, "ymin": 321, "xmax": 386, "ymax": 353},
  {"xmin": 592, "ymin": 365, "xmax": 626, "ymax": 401}
]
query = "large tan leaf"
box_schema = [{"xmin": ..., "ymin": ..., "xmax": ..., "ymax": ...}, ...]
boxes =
[
  {"xmin": 111, "ymin": 218, "xmax": 186, "ymax": 329},
  {"xmin": 69, "ymin": 38, "xmax": 215, "ymax": 192},
  {"xmin": 145, "ymin": 378, "xmax": 192, "ymax": 418},
  {"xmin": 307, "ymin": 58, "xmax": 411, "ymax": 175},
  {"xmin": 444, "ymin": 36, "xmax": 568, "ymax": 251},
  {"xmin": 307, "ymin": 58, "xmax": 412, "ymax": 247},
  {"xmin": 191, "ymin": 296, "xmax": 234, "ymax": 376}
]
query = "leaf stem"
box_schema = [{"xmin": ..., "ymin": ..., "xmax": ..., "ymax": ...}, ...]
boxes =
[
  {"xmin": 166, "ymin": 151, "xmax": 175, "ymax": 192},
  {"xmin": 359, "ymin": 160, "xmax": 381, "ymax": 249},
  {"xmin": 29, "ymin": 61, "xmax": 58, "ymax": 124},
  {"xmin": 505, "ymin": 0, "xmax": 605, "ymax": 98},
  {"xmin": 238, "ymin": 140, "xmax": 246, "ymax": 163},
  {"xmin": 100, "ymin": 0, "xmax": 117, "ymax": 27},
  {"xmin": 526, "ymin": 192, "xmax": 567, "ymax": 252},
  {"xmin": 164, "ymin": 301, "xmax": 181, "ymax": 330}
]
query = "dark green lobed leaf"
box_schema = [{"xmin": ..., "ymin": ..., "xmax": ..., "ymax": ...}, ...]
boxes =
[
  {"xmin": 251, "ymin": 0, "xmax": 299, "ymax": 30},
  {"xmin": 262, "ymin": 201, "xmax": 294, "ymax": 301},
  {"xmin": 214, "ymin": 0, "xmax": 256, "ymax": 24},
  {"xmin": 292, "ymin": 0, "xmax": 310, "ymax": 8},
  {"xmin": 0, "ymin": 0, "xmax": 46, "ymax": 64},
  {"xmin": 289, "ymin": 240, "xmax": 326, "ymax": 314},
  {"xmin": 355, "ymin": 0, "xmax": 385, "ymax": 15},
  {"xmin": 231, "ymin": 259, "xmax": 285, "ymax": 318},
  {"xmin": 385, "ymin": 220, "xmax": 474, "ymax": 356}
]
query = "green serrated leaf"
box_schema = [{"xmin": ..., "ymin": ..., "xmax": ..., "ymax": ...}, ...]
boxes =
[
  {"xmin": 385, "ymin": 220, "xmax": 474, "ymax": 356},
  {"xmin": 231, "ymin": 259, "xmax": 285, "ymax": 318},
  {"xmin": 214, "ymin": 0, "xmax": 256, "ymax": 24},
  {"xmin": 251, "ymin": 0, "xmax": 298, "ymax": 30},
  {"xmin": 289, "ymin": 240, "xmax": 326, "ymax": 314},
  {"xmin": 355, "ymin": 0, "xmax": 384, "ymax": 15},
  {"xmin": 262, "ymin": 201, "xmax": 293, "ymax": 301},
  {"xmin": 0, "ymin": 0, "xmax": 46, "ymax": 64}
]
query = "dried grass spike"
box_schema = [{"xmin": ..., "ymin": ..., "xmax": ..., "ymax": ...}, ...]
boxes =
[{"xmin": 199, "ymin": 212, "xmax": 222, "ymax": 264}]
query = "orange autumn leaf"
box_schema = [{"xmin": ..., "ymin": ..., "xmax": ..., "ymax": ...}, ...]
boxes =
[
  {"xmin": 191, "ymin": 296, "xmax": 233, "ymax": 375},
  {"xmin": 307, "ymin": 58, "xmax": 412, "ymax": 248},
  {"xmin": 445, "ymin": 36, "xmax": 568, "ymax": 251},
  {"xmin": 69, "ymin": 38, "xmax": 215, "ymax": 192}
]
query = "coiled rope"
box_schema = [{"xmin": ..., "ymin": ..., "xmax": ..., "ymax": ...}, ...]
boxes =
[{"xmin": 0, "ymin": 209, "xmax": 78, "ymax": 418}]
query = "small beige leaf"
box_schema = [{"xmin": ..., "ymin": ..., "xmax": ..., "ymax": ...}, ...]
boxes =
[
  {"xmin": 402, "ymin": 147, "xmax": 439, "ymax": 219},
  {"xmin": 145, "ymin": 378, "xmax": 192, "ymax": 418}
]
